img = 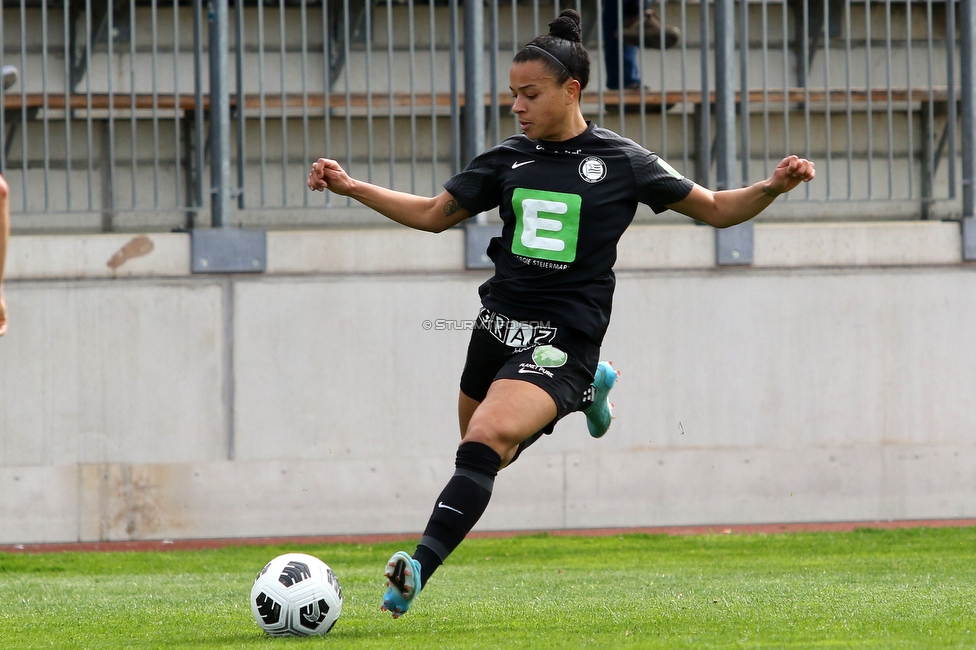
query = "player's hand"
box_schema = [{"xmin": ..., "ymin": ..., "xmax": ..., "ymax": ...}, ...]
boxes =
[
  {"xmin": 0, "ymin": 292, "xmax": 7, "ymax": 337},
  {"xmin": 766, "ymin": 155, "xmax": 816, "ymax": 196},
  {"xmin": 308, "ymin": 158, "xmax": 356, "ymax": 196}
]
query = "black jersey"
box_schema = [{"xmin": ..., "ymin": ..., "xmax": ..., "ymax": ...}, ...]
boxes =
[{"xmin": 444, "ymin": 122, "xmax": 694, "ymax": 344}]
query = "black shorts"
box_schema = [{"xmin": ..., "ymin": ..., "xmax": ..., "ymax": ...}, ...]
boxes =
[{"xmin": 459, "ymin": 306, "xmax": 600, "ymax": 421}]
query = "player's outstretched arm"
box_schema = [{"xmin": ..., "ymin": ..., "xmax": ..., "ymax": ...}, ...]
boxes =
[
  {"xmin": 667, "ymin": 155, "xmax": 816, "ymax": 229},
  {"xmin": 307, "ymin": 158, "xmax": 471, "ymax": 233},
  {"xmin": 0, "ymin": 173, "xmax": 9, "ymax": 337}
]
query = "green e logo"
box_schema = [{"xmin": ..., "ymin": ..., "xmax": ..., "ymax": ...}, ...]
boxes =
[{"xmin": 511, "ymin": 188, "xmax": 582, "ymax": 263}]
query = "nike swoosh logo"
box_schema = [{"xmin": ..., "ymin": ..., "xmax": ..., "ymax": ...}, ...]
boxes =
[
  {"xmin": 512, "ymin": 161, "xmax": 535, "ymax": 169},
  {"xmin": 438, "ymin": 502, "xmax": 464, "ymax": 515},
  {"xmin": 517, "ymin": 368, "xmax": 546, "ymax": 375}
]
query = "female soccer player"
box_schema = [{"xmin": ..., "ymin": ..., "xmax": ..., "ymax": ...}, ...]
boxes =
[{"xmin": 307, "ymin": 9, "xmax": 814, "ymax": 618}]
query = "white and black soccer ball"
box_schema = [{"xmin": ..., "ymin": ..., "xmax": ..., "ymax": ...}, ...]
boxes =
[{"xmin": 250, "ymin": 552, "xmax": 343, "ymax": 637}]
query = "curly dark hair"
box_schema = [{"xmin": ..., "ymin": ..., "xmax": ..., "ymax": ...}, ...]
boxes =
[{"xmin": 513, "ymin": 9, "xmax": 590, "ymax": 91}]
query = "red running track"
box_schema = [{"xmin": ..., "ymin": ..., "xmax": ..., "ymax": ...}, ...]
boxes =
[{"xmin": 2, "ymin": 519, "xmax": 975, "ymax": 554}]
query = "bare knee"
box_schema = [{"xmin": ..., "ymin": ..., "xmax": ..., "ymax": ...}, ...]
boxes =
[
  {"xmin": 461, "ymin": 419, "xmax": 518, "ymax": 463},
  {"xmin": 459, "ymin": 380, "xmax": 557, "ymax": 468}
]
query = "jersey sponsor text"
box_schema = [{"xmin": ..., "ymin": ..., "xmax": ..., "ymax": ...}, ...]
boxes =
[{"xmin": 511, "ymin": 188, "xmax": 582, "ymax": 264}]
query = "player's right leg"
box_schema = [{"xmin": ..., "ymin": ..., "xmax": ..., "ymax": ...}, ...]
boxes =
[
  {"xmin": 381, "ymin": 380, "xmax": 556, "ymax": 618},
  {"xmin": 381, "ymin": 551, "xmax": 424, "ymax": 618},
  {"xmin": 381, "ymin": 389, "xmax": 483, "ymax": 617},
  {"xmin": 382, "ymin": 309, "xmax": 595, "ymax": 618}
]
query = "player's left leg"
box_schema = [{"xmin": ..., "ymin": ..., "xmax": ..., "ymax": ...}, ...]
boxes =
[
  {"xmin": 457, "ymin": 390, "xmax": 479, "ymax": 439},
  {"xmin": 583, "ymin": 361, "xmax": 619, "ymax": 438}
]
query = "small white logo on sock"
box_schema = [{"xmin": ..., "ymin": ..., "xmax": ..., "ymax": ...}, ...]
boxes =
[{"xmin": 437, "ymin": 501, "xmax": 464, "ymax": 515}]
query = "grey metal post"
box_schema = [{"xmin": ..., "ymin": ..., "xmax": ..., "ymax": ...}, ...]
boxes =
[
  {"xmin": 961, "ymin": 0, "xmax": 976, "ymax": 259},
  {"xmin": 714, "ymin": 0, "xmax": 753, "ymax": 265},
  {"xmin": 713, "ymin": 0, "xmax": 735, "ymax": 190},
  {"xmin": 235, "ymin": 0, "xmax": 246, "ymax": 209},
  {"xmin": 738, "ymin": 0, "xmax": 750, "ymax": 185},
  {"xmin": 948, "ymin": 0, "xmax": 958, "ymax": 199},
  {"xmin": 209, "ymin": 0, "xmax": 232, "ymax": 227},
  {"xmin": 464, "ymin": 0, "xmax": 486, "ymax": 166},
  {"xmin": 697, "ymin": 0, "xmax": 710, "ymax": 187},
  {"xmin": 193, "ymin": 0, "xmax": 205, "ymax": 215},
  {"xmin": 462, "ymin": 0, "xmax": 497, "ymax": 266},
  {"xmin": 449, "ymin": 0, "xmax": 461, "ymax": 175},
  {"xmin": 192, "ymin": 0, "xmax": 267, "ymax": 274}
]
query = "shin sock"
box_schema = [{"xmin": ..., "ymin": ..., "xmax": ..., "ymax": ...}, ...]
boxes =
[{"xmin": 414, "ymin": 441, "xmax": 501, "ymax": 587}]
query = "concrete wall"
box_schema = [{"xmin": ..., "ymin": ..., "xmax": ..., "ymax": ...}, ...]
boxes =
[{"xmin": 1, "ymin": 222, "xmax": 974, "ymax": 544}]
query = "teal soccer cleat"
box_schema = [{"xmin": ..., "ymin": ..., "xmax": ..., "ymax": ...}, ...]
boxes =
[
  {"xmin": 583, "ymin": 361, "xmax": 619, "ymax": 438},
  {"xmin": 381, "ymin": 551, "xmax": 423, "ymax": 618}
]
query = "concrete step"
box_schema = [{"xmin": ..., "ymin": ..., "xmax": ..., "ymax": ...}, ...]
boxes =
[
  {"xmin": 5, "ymin": 147, "xmax": 962, "ymax": 232},
  {"xmin": 0, "ymin": 2, "xmax": 955, "ymax": 114},
  {"xmin": 1, "ymin": 2, "xmax": 952, "ymax": 51},
  {"xmin": 2, "ymin": 40, "xmax": 954, "ymax": 97}
]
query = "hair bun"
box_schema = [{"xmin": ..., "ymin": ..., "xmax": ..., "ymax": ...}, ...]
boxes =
[{"xmin": 548, "ymin": 9, "xmax": 582, "ymax": 43}]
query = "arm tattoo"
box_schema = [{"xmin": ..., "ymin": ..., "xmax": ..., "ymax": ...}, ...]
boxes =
[{"xmin": 443, "ymin": 199, "xmax": 460, "ymax": 217}]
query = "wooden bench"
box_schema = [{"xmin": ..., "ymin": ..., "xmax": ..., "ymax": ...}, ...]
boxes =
[
  {"xmin": 3, "ymin": 88, "xmax": 955, "ymax": 162},
  {"xmin": 2, "ymin": 87, "xmax": 956, "ymax": 114},
  {"xmin": 2, "ymin": 87, "xmax": 956, "ymax": 196}
]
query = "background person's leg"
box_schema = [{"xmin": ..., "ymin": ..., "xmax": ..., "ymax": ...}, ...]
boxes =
[{"xmin": 603, "ymin": 0, "xmax": 643, "ymax": 89}]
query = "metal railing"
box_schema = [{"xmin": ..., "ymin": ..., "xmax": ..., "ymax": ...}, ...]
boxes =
[{"xmin": 0, "ymin": 0, "xmax": 971, "ymax": 234}]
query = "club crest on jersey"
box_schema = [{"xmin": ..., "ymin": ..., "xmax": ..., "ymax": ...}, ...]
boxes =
[{"xmin": 578, "ymin": 156, "xmax": 607, "ymax": 183}]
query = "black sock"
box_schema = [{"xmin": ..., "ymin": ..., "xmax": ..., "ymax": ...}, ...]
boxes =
[
  {"xmin": 413, "ymin": 441, "xmax": 501, "ymax": 588},
  {"xmin": 411, "ymin": 544, "xmax": 442, "ymax": 588}
]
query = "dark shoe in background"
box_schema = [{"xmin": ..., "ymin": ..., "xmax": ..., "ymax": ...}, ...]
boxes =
[
  {"xmin": 2, "ymin": 65, "xmax": 18, "ymax": 92},
  {"xmin": 618, "ymin": 9, "xmax": 680, "ymax": 50}
]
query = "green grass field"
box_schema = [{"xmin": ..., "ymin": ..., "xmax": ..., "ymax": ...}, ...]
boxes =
[{"xmin": 2, "ymin": 527, "xmax": 974, "ymax": 649}]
